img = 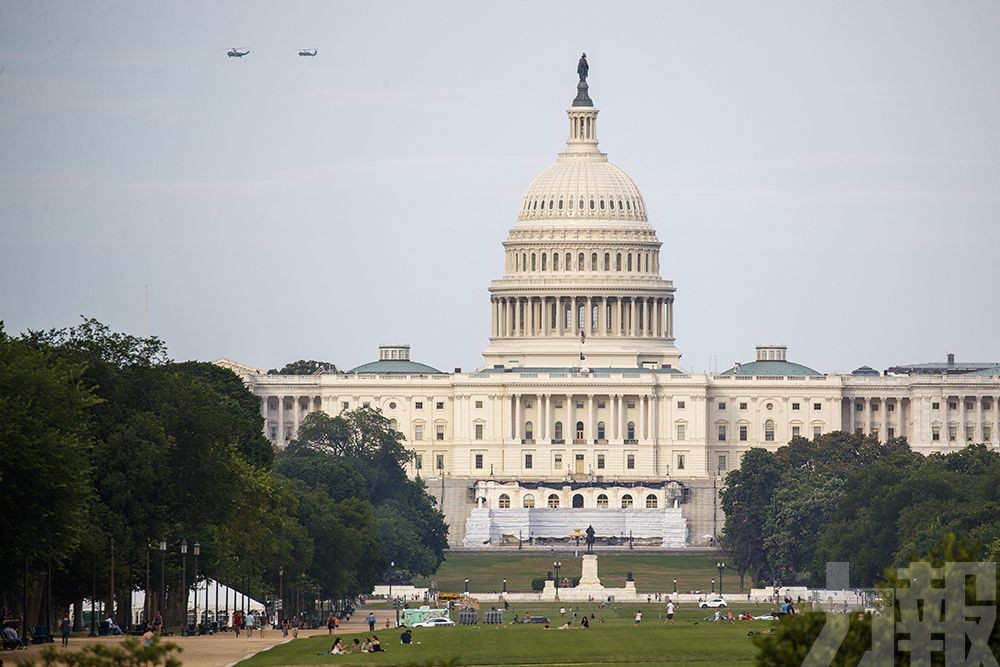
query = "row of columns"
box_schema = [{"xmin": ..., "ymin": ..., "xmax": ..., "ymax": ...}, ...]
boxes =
[
  {"xmin": 846, "ymin": 395, "xmax": 1000, "ymax": 444},
  {"xmin": 509, "ymin": 393, "xmax": 658, "ymax": 444},
  {"xmin": 491, "ymin": 295, "xmax": 674, "ymax": 339},
  {"xmin": 262, "ymin": 396, "xmax": 318, "ymax": 444}
]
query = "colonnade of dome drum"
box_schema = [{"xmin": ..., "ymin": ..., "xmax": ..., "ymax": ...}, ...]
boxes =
[{"xmin": 489, "ymin": 294, "xmax": 674, "ymax": 341}]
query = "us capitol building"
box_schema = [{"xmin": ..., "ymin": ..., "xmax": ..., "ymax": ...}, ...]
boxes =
[{"xmin": 218, "ymin": 58, "xmax": 1000, "ymax": 548}]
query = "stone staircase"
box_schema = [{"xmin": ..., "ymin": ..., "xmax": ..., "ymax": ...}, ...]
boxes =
[{"xmin": 427, "ymin": 476, "xmax": 477, "ymax": 547}]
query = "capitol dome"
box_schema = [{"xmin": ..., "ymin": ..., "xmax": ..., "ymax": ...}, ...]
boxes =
[{"xmin": 518, "ymin": 159, "xmax": 648, "ymax": 223}]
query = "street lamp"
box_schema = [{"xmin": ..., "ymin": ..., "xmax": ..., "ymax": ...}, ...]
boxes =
[
  {"xmin": 711, "ymin": 578, "xmax": 715, "ymax": 594},
  {"xmin": 388, "ymin": 561, "xmax": 394, "ymax": 600},
  {"xmin": 717, "ymin": 562, "xmax": 725, "ymax": 596},
  {"xmin": 159, "ymin": 539, "xmax": 166, "ymax": 624},
  {"xmin": 278, "ymin": 569, "xmax": 284, "ymax": 626},
  {"xmin": 180, "ymin": 540, "xmax": 188, "ymax": 635},
  {"xmin": 553, "ymin": 561, "xmax": 562, "ymax": 600},
  {"xmin": 464, "ymin": 577, "xmax": 469, "ymax": 594},
  {"xmin": 673, "ymin": 579, "xmax": 677, "ymax": 595},
  {"xmin": 502, "ymin": 578, "xmax": 507, "ymax": 594},
  {"xmin": 193, "ymin": 543, "xmax": 200, "ymax": 634}
]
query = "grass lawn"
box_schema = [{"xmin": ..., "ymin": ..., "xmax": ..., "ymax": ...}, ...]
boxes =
[
  {"xmin": 411, "ymin": 553, "xmax": 736, "ymax": 594},
  {"xmin": 243, "ymin": 602, "xmax": 771, "ymax": 666}
]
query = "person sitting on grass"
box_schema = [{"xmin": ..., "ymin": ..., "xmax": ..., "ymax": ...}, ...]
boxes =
[
  {"xmin": 351, "ymin": 638, "xmax": 362, "ymax": 653},
  {"xmin": 361, "ymin": 637, "xmax": 373, "ymax": 652},
  {"xmin": 400, "ymin": 628, "xmax": 412, "ymax": 645},
  {"xmin": 580, "ymin": 616, "xmax": 589, "ymax": 628},
  {"xmin": 371, "ymin": 635, "xmax": 383, "ymax": 652},
  {"xmin": 331, "ymin": 637, "xmax": 346, "ymax": 654}
]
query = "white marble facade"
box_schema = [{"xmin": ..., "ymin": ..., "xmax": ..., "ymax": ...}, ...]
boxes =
[{"xmin": 217, "ymin": 64, "xmax": 1000, "ymax": 545}]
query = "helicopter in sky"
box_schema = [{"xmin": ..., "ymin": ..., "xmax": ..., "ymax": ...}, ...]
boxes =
[
  {"xmin": 298, "ymin": 48, "xmax": 318, "ymax": 57},
  {"xmin": 227, "ymin": 48, "xmax": 250, "ymax": 58}
]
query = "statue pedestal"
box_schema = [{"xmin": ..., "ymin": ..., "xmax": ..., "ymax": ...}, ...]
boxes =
[
  {"xmin": 578, "ymin": 554, "xmax": 602, "ymax": 588},
  {"xmin": 543, "ymin": 580, "xmax": 556, "ymax": 599}
]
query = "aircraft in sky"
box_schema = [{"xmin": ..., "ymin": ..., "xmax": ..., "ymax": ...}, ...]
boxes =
[
  {"xmin": 298, "ymin": 48, "xmax": 318, "ymax": 57},
  {"xmin": 227, "ymin": 48, "xmax": 250, "ymax": 58}
]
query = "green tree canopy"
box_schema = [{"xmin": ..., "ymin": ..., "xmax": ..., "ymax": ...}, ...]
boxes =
[{"xmin": 267, "ymin": 360, "xmax": 338, "ymax": 375}]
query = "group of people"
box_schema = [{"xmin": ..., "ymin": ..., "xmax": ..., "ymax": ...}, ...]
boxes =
[{"xmin": 330, "ymin": 635, "xmax": 383, "ymax": 654}]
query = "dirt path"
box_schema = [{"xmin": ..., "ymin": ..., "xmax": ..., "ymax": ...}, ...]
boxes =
[{"xmin": 7, "ymin": 611, "xmax": 397, "ymax": 666}]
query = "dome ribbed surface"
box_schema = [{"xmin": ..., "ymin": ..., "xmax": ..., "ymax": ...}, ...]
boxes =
[{"xmin": 518, "ymin": 159, "xmax": 647, "ymax": 222}]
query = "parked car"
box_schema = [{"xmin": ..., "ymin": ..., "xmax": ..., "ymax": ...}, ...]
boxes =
[
  {"xmin": 700, "ymin": 598, "xmax": 728, "ymax": 608},
  {"xmin": 523, "ymin": 616, "xmax": 550, "ymax": 624},
  {"xmin": 413, "ymin": 617, "xmax": 455, "ymax": 628}
]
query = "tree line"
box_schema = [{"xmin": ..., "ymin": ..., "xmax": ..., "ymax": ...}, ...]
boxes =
[
  {"xmin": 721, "ymin": 431, "xmax": 1000, "ymax": 589},
  {"xmin": 0, "ymin": 319, "xmax": 447, "ymax": 631}
]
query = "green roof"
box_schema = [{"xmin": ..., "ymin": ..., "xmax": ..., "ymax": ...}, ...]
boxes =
[
  {"xmin": 347, "ymin": 359, "xmax": 444, "ymax": 374},
  {"xmin": 721, "ymin": 360, "xmax": 823, "ymax": 377},
  {"xmin": 968, "ymin": 364, "xmax": 1000, "ymax": 377}
]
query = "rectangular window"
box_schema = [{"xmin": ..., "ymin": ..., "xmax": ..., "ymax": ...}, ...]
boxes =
[
  {"xmin": 855, "ymin": 427, "xmax": 863, "ymax": 436},
  {"xmin": 792, "ymin": 403, "xmax": 800, "ymax": 411},
  {"xmin": 966, "ymin": 426, "xmax": 974, "ymax": 441},
  {"xmin": 887, "ymin": 427, "xmax": 895, "ymax": 439},
  {"xmin": 436, "ymin": 401, "xmax": 445, "ymax": 410},
  {"xmin": 627, "ymin": 400, "xmax": 635, "ymax": 409},
  {"xmin": 965, "ymin": 401, "xmax": 974, "ymax": 411},
  {"xmin": 677, "ymin": 401, "xmax": 686, "ymax": 409},
  {"xmin": 415, "ymin": 454, "xmax": 423, "ymax": 470},
  {"xmin": 554, "ymin": 454, "xmax": 563, "ymax": 469},
  {"xmin": 949, "ymin": 402, "xmax": 957, "ymax": 410},
  {"xmin": 435, "ymin": 454, "xmax": 444, "ymax": 470},
  {"xmin": 474, "ymin": 423, "xmax": 484, "ymax": 440},
  {"xmin": 676, "ymin": 454, "xmax": 685, "ymax": 471},
  {"xmin": 436, "ymin": 424, "xmax": 445, "ymax": 440},
  {"xmin": 524, "ymin": 453, "xmax": 533, "ymax": 469},
  {"xmin": 475, "ymin": 454, "xmax": 483, "ymax": 469},
  {"xmin": 597, "ymin": 400, "xmax": 606, "ymax": 409},
  {"xmin": 475, "ymin": 400, "xmax": 483, "ymax": 409},
  {"xmin": 718, "ymin": 425, "xmax": 727, "ymax": 441},
  {"xmin": 792, "ymin": 425, "xmax": 800, "ymax": 437},
  {"xmin": 362, "ymin": 401, "xmax": 370, "ymax": 408},
  {"xmin": 739, "ymin": 425, "xmax": 748, "ymax": 441},
  {"xmin": 932, "ymin": 402, "xmax": 940, "ymax": 410},
  {"xmin": 576, "ymin": 401, "xmax": 584, "ymax": 409},
  {"xmin": 676, "ymin": 424, "xmax": 686, "ymax": 440},
  {"xmin": 855, "ymin": 403, "xmax": 863, "ymax": 412},
  {"xmin": 341, "ymin": 401, "xmax": 349, "ymax": 410},
  {"xmin": 525, "ymin": 400, "xmax": 533, "ymax": 408},
  {"xmin": 814, "ymin": 425, "xmax": 822, "ymax": 438},
  {"xmin": 554, "ymin": 400, "xmax": 563, "ymax": 408},
  {"xmin": 626, "ymin": 454, "xmax": 635, "ymax": 470},
  {"xmin": 813, "ymin": 402, "xmax": 822, "ymax": 411},
  {"xmin": 948, "ymin": 425, "xmax": 957, "ymax": 441},
  {"xmin": 739, "ymin": 402, "xmax": 748, "ymax": 410},
  {"xmin": 985, "ymin": 425, "xmax": 993, "ymax": 441},
  {"xmin": 932, "ymin": 426, "xmax": 940, "ymax": 441},
  {"xmin": 597, "ymin": 454, "xmax": 605, "ymax": 469},
  {"xmin": 718, "ymin": 455, "xmax": 727, "ymax": 472},
  {"xmin": 887, "ymin": 403, "xmax": 895, "ymax": 412},
  {"xmin": 414, "ymin": 425, "xmax": 424, "ymax": 441},
  {"xmin": 415, "ymin": 401, "xmax": 423, "ymax": 409},
  {"xmin": 872, "ymin": 404, "xmax": 879, "ymax": 412},
  {"xmin": 718, "ymin": 402, "xmax": 726, "ymax": 411}
]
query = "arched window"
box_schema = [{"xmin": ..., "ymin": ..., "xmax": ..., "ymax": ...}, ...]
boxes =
[
  {"xmin": 577, "ymin": 303, "xmax": 584, "ymax": 330},
  {"xmin": 515, "ymin": 254, "xmax": 519, "ymax": 271},
  {"xmin": 627, "ymin": 254, "xmax": 632, "ymax": 271},
  {"xmin": 765, "ymin": 419, "xmax": 775, "ymax": 442},
  {"xmin": 591, "ymin": 253, "xmax": 597, "ymax": 271},
  {"xmin": 621, "ymin": 494, "xmax": 634, "ymax": 508},
  {"xmin": 389, "ymin": 418, "xmax": 398, "ymax": 430},
  {"xmin": 616, "ymin": 253, "xmax": 622, "ymax": 271},
  {"xmin": 618, "ymin": 199, "xmax": 623, "ymax": 210},
  {"xmin": 523, "ymin": 494, "xmax": 535, "ymax": 508},
  {"xmin": 576, "ymin": 421, "xmax": 585, "ymax": 440},
  {"xmin": 626, "ymin": 199, "xmax": 631, "ymax": 210},
  {"xmin": 589, "ymin": 199, "xmax": 595, "ymax": 210},
  {"xmin": 522, "ymin": 253, "xmax": 527, "ymax": 271},
  {"xmin": 609, "ymin": 199, "xmax": 615, "ymax": 210},
  {"xmin": 627, "ymin": 421, "xmax": 636, "ymax": 440},
  {"xmin": 597, "ymin": 494, "xmax": 609, "ymax": 508},
  {"xmin": 553, "ymin": 253, "xmax": 559, "ymax": 270},
  {"xmin": 549, "ymin": 199, "xmax": 554, "ymax": 210},
  {"xmin": 531, "ymin": 254, "xmax": 536, "ymax": 271},
  {"xmin": 600, "ymin": 199, "xmax": 605, "ymax": 210},
  {"xmin": 572, "ymin": 493, "xmax": 584, "ymax": 508},
  {"xmin": 569, "ymin": 198, "xmax": 574, "ymax": 210},
  {"xmin": 524, "ymin": 421, "xmax": 533, "ymax": 440},
  {"xmin": 578, "ymin": 253, "xmax": 585, "ymax": 270},
  {"xmin": 541, "ymin": 253, "xmax": 547, "ymax": 271},
  {"xmin": 565, "ymin": 252, "xmax": 571, "ymax": 270},
  {"xmin": 645, "ymin": 254, "xmax": 650, "ymax": 272},
  {"xmin": 547, "ymin": 494, "xmax": 560, "ymax": 508},
  {"xmin": 558, "ymin": 199, "xmax": 563, "ymax": 210},
  {"xmin": 645, "ymin": 494, "xmax": 658, "ymax": 509},
  {"xmin": 498, "ymin": 494, "xmax": 511, "ymax": 509},
  {"xmin": 604, "ymin": 253, "xmax": 610, "ymax": 271},
  {"xmin": 597, "ymin": 421, "xmax": 606, "ymax": 440},
  {"xmin": 532, "ymin": 200, "xmax": 537, "ymax": 210},
  {"xmin": 579, "ymin": 199, "xmax": 584, "ymax": 210},
  {"xmin": 554, "ymin": 421, "xmax": 563, "ymax": 440}
]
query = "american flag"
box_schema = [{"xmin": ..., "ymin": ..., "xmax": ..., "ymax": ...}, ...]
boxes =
[{"xmin": 580, "ymin": 329, "xmax": 586, "ymax": 344}]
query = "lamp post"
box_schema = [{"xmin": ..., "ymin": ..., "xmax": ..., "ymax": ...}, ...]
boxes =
[
  {"xmin": 553, "ymin": 561, "xmax": 562, "ymax": 600},
  {"xmin": 388, "ymin": 561, "xmax": 394, "ymax": 600},
  {"xmin": 159, "ymin": 539, "xmax": 166, "ymax": 623},
  {"xmin": 278, "ymin": 569, "xmax": 284, "ymax": 626},
  {"xmin": 711, "ymin": 578, "xmax": 715, "ymax": 594},
  {"xmin": 193, "ymin": 543, "xmax": 200, "ymax": 634},
  {"xmin": 717, "ymin": 562, "xmax": 725, "ymax": 596},
  {"xmin": 180, "ymin": 540, "xmax": 188, "ymax": 635},
  {"xmin": 464, "ymin": 578, "xmax": 469, "ymax": 594},
  {"xmin": 673, "ymin": 579, "xmax": 677, "ymax": 595},
  {"xmin": 502, "ymin": 578, "xmax": 507, "ymax": 594}
]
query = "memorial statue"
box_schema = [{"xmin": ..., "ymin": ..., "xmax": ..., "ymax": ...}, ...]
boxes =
[
  {"xmin": 585, "ymin": 524, "xmax": 596, "ymax": 553},
  {"xmin": 577, "ymin": 52, "xmax": 589, "ymax": 83}
]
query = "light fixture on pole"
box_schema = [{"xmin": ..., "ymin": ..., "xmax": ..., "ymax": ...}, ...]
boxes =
[
  {"xmin": 717, "ymin": 561, "xmax": 725, "ymax": 596},
  {"xmin": 278, "ymin": 568, "xmax": 284, "ymax": 625},
  {"xmin": 193, "ymin": 543, "xmax": 201, "ymax": 634},
  {"xmin": 464, "ymin": 577, "xmax": 469, "ymax": 594},
  {"xmin": 388, "ymin": 561, "xmax": 394, "ymax": 600},
  {"xmin": 673, "ymin": 578, "xmax": 677, "ymax": 594},
  {"xmin": 711, "ymin": 577, "xmax": 715, "ymax": 594},
  {"xmin": 553, "ymin": 561, "xmax": 562, "ymax": 600},
  {"xmin": 180, "ymin": 540, "xmax": 188, "ymax": 635},
  {"xmin": 502, "ymin": 578, "xmax": 507, "ymax": 594},
  {"xmin": 159, "ymin": 539, "xmax": 167, "ymax": 622}
]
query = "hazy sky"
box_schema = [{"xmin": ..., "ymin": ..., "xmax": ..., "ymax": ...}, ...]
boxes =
[{"xmin": 2, "ymin": 1, "xmax": 999, "ymax": 374}]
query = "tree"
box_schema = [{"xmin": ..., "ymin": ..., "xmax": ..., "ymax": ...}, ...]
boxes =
[
  {"xmin": 761, "ymin": 472, "xmax": 843, "ymax": 583},
  {"xmin": 720, "ymin": 447, "xmax": 783, "ymax": 588},
  {"xmin": 267, "ymin": 360, "xmax": 338, "ymax": 375},
  {"xmin": 0, "ymin": 326, "xmax": 97, "ymax": 568}
]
